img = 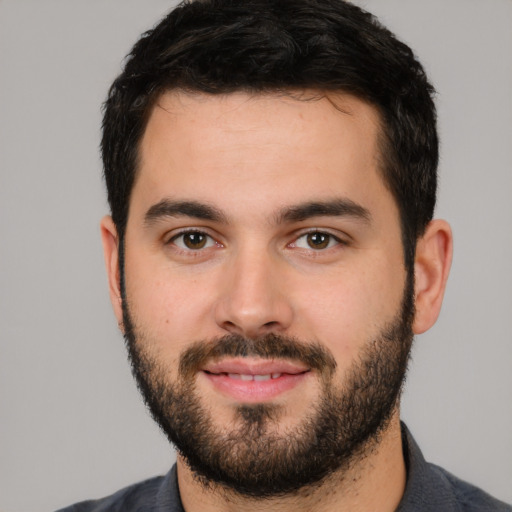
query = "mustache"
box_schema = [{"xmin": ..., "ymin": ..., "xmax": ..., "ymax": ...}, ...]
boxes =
[{"xmin": 178, "ymin": 333, "xmax": 337, "ymax": 378}]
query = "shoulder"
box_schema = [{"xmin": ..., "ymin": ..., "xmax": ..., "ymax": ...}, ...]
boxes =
[
  {"xmin": 55, "ymin": 476, "xmax": 164, "ymax": 512},
  {"xmin": 55, "ymin": 466, "xmax": 183, "ymax": 512},
  {"xmin": 428, "ymin": 463, "xmax": 512, "ymax": 512},
  {"xmin": 399, "ymin": 423, "xmax": 511, "ymax": 512}
]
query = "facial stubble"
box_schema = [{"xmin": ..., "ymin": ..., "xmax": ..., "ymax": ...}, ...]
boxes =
[{"xmin": 121, "ymin": 272, "xmax": 414, "ymax": 498}]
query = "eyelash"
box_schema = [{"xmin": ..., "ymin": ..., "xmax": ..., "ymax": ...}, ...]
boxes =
[
  {"xmin": 168, "ymin": 229, "xmax": 221, "ymax": 251},
  {"xmin": 289, "ymin": 230, "xmax": 345, "ymax": 251},
  {"xmin": 167, "ymin": 229, "xmax": 346, "ymax": 253}
]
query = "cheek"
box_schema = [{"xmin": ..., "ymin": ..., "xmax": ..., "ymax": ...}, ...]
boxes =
[
  {"xmin": 124, "ymin": 255, "xmax": 218, "ymax": 353},
  {"xmin": 292, "ymin": 260, "xmax": 406, "ymax": 367}
]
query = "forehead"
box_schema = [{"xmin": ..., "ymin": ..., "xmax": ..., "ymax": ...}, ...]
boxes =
[
  {"xmin": 141, "ymin": 90, "xmax": 382, "ymax": 156},
  {"xmin": 134, "ymin": 90, "xmax": 390, "ymax": 220}
]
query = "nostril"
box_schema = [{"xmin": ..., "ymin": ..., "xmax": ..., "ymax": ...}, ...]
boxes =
[
  {"xmin": 263, "ymin": 321, "xmax": 279, "ymax": 328},
  {"xmin": 220, "ymin": 320, "xmax": 245, "ymax": 335}
]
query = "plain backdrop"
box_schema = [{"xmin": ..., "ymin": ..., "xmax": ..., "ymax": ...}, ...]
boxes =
[{"xmin": 1, "ymin": 1, "xmax": 511, "ymax": 510}]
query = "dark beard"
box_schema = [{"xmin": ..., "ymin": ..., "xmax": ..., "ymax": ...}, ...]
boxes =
[{"xmin": 122, "ymin": 273, "xmax": 414, "ymax": 498}]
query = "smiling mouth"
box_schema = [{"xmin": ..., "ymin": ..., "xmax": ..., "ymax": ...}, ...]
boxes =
[
  {"xmin": 204, "ymin": 370, "xmax": 308, "ymax": 381},
  {"xmin": 202, "ymin": 358, "xmax": 309, "ymax": 376},
  {"xmin": 200, "ymin": 359, "xmax": 311, "ymax": 402},
  {"xmin": 207, "ymin": 372, "xmax": 284, "ymax": 381}
]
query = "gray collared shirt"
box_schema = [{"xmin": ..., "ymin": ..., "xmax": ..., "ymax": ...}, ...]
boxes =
[{"xmin": 56, "ymin": 424, "xmax": 511, "ymax": 511}]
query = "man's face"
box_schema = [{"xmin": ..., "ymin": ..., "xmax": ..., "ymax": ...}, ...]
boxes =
[{"xmin": 118, "ymin": 91, "xmax": 413, "ymax": 495}]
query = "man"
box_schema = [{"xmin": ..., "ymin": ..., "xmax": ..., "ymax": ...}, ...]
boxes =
[{"xmin": 58, "ymin": 0, "xmax": 511, "ymax": 510}]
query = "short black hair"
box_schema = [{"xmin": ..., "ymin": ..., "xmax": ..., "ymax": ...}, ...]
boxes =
[{"xmin": 102, "ymin": 0, "xmax": 438, "ymax": 269}]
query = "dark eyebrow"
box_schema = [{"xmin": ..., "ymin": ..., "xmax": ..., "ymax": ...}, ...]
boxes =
[
  {"xmin": 277, "ymin": 199, "xmax": 372, "ymax": 224},
  {"xmin": 144, "ymin": 199, "xmax": 227, "ymax": 226}
]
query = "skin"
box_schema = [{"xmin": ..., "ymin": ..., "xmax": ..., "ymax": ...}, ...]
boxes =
[{"xmin": 101, "ymin": 90, "xmax": 452, "ymax": 512}]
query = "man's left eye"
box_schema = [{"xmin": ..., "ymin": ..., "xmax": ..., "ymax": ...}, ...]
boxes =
[
  {"xmin": 171, "ymin": 231, "xmax": 216, "ymax": 250},
  {"xmin": 293, "ymin": 232, "xmax": 340, "ymax": 250}
]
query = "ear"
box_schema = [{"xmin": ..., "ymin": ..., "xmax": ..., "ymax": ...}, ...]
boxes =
[
  {"xmin": 413, "ymin": 219, "xmax": 453, "ymax": 334},
  {"xmin": 100, "ymin": 215, "xmax": 124, "ymax": 331}
]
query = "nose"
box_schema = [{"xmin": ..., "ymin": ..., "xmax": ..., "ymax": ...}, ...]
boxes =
[{"xmin": 214, "ymin": 247, "xmax": 294, "ymax": 338}]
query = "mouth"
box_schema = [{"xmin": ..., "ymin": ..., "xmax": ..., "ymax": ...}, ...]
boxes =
[
  {"xmin": 208, "ymin": 372, "xmax": 285, "ymax": 381},
  {"xmin": 200, "ymin": 358, "xmax": 310, "ymax": 402}
]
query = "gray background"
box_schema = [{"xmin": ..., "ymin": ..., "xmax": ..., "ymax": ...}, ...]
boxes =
[{"xmin": 1, "ymin": 1, "xmax": 511, "ymax": 510}]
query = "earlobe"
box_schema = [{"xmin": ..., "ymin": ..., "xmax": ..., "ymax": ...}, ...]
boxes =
[
  {"xmin": 413, "ymin": 219, "xmax": 453, "ymax": 334},
  {"xmin": 100, "ymin": 215, "xmax": 124, "ymax": 330}
]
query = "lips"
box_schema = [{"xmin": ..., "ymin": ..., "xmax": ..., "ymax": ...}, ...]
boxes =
[
  {"xmin": 201, "ymin": 358, "xmax": 310, "ymax": 402},
  {"xmin": 204, "ymin": 358, "xmax": 309, "ymax": 376},
  {"xmin": 222, "ymin": 372, "xmax": 283, "ymax": 381}
]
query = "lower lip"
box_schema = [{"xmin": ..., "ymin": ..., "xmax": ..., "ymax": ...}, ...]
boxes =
[{"xmin": 202, "ymin": 371, "xmax": 309, "ymax": 402}]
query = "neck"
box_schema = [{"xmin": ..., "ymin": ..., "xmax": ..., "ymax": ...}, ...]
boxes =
[{"xmin": 177, "ymin": 411, "xmax": 406, "ymax": 512}]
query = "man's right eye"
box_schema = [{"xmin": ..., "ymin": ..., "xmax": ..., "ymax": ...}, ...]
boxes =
[{"xmin": 170, "ymin": 231, "xmax": 216, "ymax": 250}]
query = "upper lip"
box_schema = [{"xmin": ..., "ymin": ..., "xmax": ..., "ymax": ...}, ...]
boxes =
[{"xmin": 202, "ymin": 358, "xmax": 310, "ymax": 375}]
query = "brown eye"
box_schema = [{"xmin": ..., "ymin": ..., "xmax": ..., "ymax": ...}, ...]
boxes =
[
  {"xmin": 292, "ymin": 231, "xmax": 340, "ymax": 251},
  {"xmin": 172, "ymin": 231, "xmax": 214, "ymax": 250},
  {"xmin": 306, "ymin": 232, "xmax": 331, "ymax": 249},
  {"xmin": 183, "ymin": 232, "xmax": 207, "ymax": 249}
]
